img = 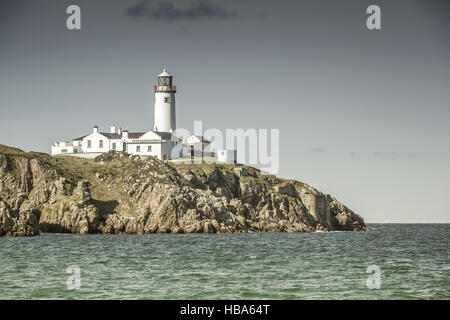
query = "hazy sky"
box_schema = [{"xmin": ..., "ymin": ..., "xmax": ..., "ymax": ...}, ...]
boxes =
[{"xmin": 1, "ymin": 0, "xmax": 449, "ymax": 223}]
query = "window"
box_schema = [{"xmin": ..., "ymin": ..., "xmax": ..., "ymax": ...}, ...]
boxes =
[
  {"xmin": 112, "ymin": 143, "xmax": 116, "ymax": 150},
  {"xmin": 147, "ymin": 145, "xmax": 152, "ymax": 152},
  {"xmin": 136, "ymin": 146, "xmax": 141, "ymax": 152},
  {"xmin": 164, "ymin": 97, "xmax": 170, "ymax": 103},
  {"xmin": 87, "ymin": 140, "xmax": 91, "ymax": 148},
  {"xmin": 99, "ymin": 140, "xmax": 104, "ymax": 148},
  {"xmin": 158, "ymin": 77, "xmax": 170, "ymax": 86},
  {"xmin": 61, "ymin": 149, "xmax": 67, "ymax": 153}
]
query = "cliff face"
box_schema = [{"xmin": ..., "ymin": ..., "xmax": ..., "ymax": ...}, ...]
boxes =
[{"xmin": 0, "ymin": 145, "xmax": 367, "ymax": 237}]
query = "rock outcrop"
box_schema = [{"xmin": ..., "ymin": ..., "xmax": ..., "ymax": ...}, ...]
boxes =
[{"xmin": 0, "ymin": 145, "xmax": 368, "ymax": 237}]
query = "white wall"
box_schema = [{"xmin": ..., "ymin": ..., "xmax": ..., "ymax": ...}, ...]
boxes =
[
  {"xmin": 139, "ymin": 131, "xmax": 163, "ymax": 141},
  {"xmin": 51, "ymin": 144, "xmax": 74, "ymax": 155},
  {"xmin": 51, "ymin": 130, "xmax": 182, "ymax": 160},
  {"xmin": 154, "ymin": 91, "xmax": 175, "ymax": 132},
  {"xmin": 58, "ymin": 153, "xmax": 102, "ymax": 159},
  {"xmin": 126, "ymin": 141, "xmax": 183, "ymax": 160},
  {"xmin": 186, "ymin": 135, "xmax": 201, "ymax": 145},
  {"xmin": 51, "ymin": 140, "xmax": 84, "ymax": 155},
  {"xmin": 81, "ymin": 132, "xmax": 109, "ymax": 153},
  {"xmin": 127, "ymin": 143, "xmax": 162, "ymax": 158},
  {"xmin": 108, "ymin": 139, "xmax": 123, "ymax": 152},
  {"xmin": 218, "ymin": 149, "xmax": 237, "ymax": 164}
]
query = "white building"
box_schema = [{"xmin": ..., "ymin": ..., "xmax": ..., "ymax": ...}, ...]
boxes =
[
  {"xmin": 217, "ymin": 149, "xmax": 237, "ymax": 164},
  {"xmin": 51, "ymin": 124, "xmax": 182, "ymax": 160},
  {"xmin": 51, "ymin": 69, "xmax": 182, "ymax": 160},
  {"xmin": 51, "ymin": 68, "xmax": 237, "ymax": 162},
  {"xmin": 185, "ymin": 135, "xmax": 213, "ymax": 157}
]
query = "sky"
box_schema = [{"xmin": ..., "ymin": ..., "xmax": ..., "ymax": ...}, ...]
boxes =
[{"xmin": 0, "ymin": 0, "xmax": 449, "ymax": 223}]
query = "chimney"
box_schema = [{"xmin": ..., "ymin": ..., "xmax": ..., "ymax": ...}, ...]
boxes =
[
  {"xmin": 93, "ymin": 125, "xmax": 99, "ymax": 134},
  {"xmin": 122, "ymin": 130, "xmax": 129, "ymax": 140},
  {"xmin": 118, "ymin": 127, "xmax": 122, "ymax": 135},
  {"xmin": 110, "ymin": 124, "xmax": 116, "ymax": 134}
]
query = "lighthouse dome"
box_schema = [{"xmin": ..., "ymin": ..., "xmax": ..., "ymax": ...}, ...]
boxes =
[{"xmin": 158, "ymin": 68, "xmax": 171, "ymax": 77}]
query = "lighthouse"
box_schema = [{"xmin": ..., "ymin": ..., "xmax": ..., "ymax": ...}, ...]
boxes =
[{"xmin": 154, "ymin": 68, "xmax": 176, "ymax": 133}]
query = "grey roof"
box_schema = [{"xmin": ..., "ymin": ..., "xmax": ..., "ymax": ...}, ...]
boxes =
[
  {"xmin": 128, "ymin": 132, "xmax": 145, "ymax": 139},
  {"xmin": 72, "ymin": 135, "xmax": 87, "ymax": 141},
  {"xmin": 153, "ymin": 132, "xmax": 174, "ymax": 140},
  {"xmin": 99, "ymin": 132, "xmax": 122, "ymax": 139},
  {"xmin": 72, "ymin": 132, "xmax": 152, "ymax": 141}
]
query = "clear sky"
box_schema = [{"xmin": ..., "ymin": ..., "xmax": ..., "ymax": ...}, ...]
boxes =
[{"xmin": 1, "ymin": 0, "xmax": 449, "ymax": 223}]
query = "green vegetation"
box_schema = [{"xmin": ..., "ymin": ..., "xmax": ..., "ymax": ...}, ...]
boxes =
[
  {"xmin": 0, "ymin": 144, "xmax": 312, "ymax": 210},
  {"xmin": 293, "ymin": 181, "xmax": 314, "ymax": 193},
  {"xmin": 239, "ymin": 175, "xmax": 259, "ymax": 183},
  {"xmin": 171, "ymin": 157, "xmax": 235, "ymax": 175},
  {"xmin": 0, "ymin": 144, "xmax": 28, "ymax": 157}
]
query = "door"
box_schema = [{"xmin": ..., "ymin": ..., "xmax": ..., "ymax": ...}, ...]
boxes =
[{"xmin": 123, "ymin": 142, "xmax": 127, "ymax": 152}]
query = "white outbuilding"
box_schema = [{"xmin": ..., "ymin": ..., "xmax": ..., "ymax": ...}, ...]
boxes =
[
  {"xmin": 217, "ymin": 149, "xmax": 237, "ymax": 164},
  {"xmin": 185, "ymin": 135, "xmax": 212, "ymax": 157}
]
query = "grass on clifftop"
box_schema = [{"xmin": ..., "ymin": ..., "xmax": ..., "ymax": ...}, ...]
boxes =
[
  {"xmin": 169, "ymin": 157, "xmax": 236, "ymax": 174},
  {"xmin": 0, "ymin": 144, "xmax": 316, "ymax": 200}
]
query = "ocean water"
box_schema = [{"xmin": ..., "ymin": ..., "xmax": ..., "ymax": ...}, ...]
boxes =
[{"xmin": 0, "ymin": 224, "xmax": 448, "ymax": 300}]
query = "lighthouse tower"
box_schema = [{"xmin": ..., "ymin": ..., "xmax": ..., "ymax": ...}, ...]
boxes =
[{"xmin": 154, "ymin": 68, "xmax": 176, "ymax": 133}]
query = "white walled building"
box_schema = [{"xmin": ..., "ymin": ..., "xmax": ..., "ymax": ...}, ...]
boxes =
[
  {"xmin": 51, "ymin": 69, "xmax": 182, "ymax": 160},
  {"xmin": 217, "ymin": 149, "xmax": 237, "ymax": 164},
  {"xmin": 52, "ymin": 124, "xmax": 182, "ymax": 160},
  {"xmin": 185, "ymin": 135, "xmax": 213, "ymax": 157},
  {"xmin": 124, "ymin": 131, "xmax": 182, "ymax": 160},
  {"xmin": 51, "ymin": 68, "xmax": 236, "ymax": 162}
]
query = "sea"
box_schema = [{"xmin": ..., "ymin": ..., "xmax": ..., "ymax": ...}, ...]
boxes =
[{"xmin": 0, "ymin": 224, "xmax": 448, "ymax": 299}]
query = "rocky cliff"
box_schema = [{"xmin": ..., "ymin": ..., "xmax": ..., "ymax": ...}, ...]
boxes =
[{"xmin": 0, "ymin": 144, "xmax": 367, "ymax": 237}]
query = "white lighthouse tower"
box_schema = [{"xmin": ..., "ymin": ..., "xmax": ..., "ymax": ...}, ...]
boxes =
[{"xmin": 154, "ymin": 68, "xmax": 176, "ymax": 132}]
